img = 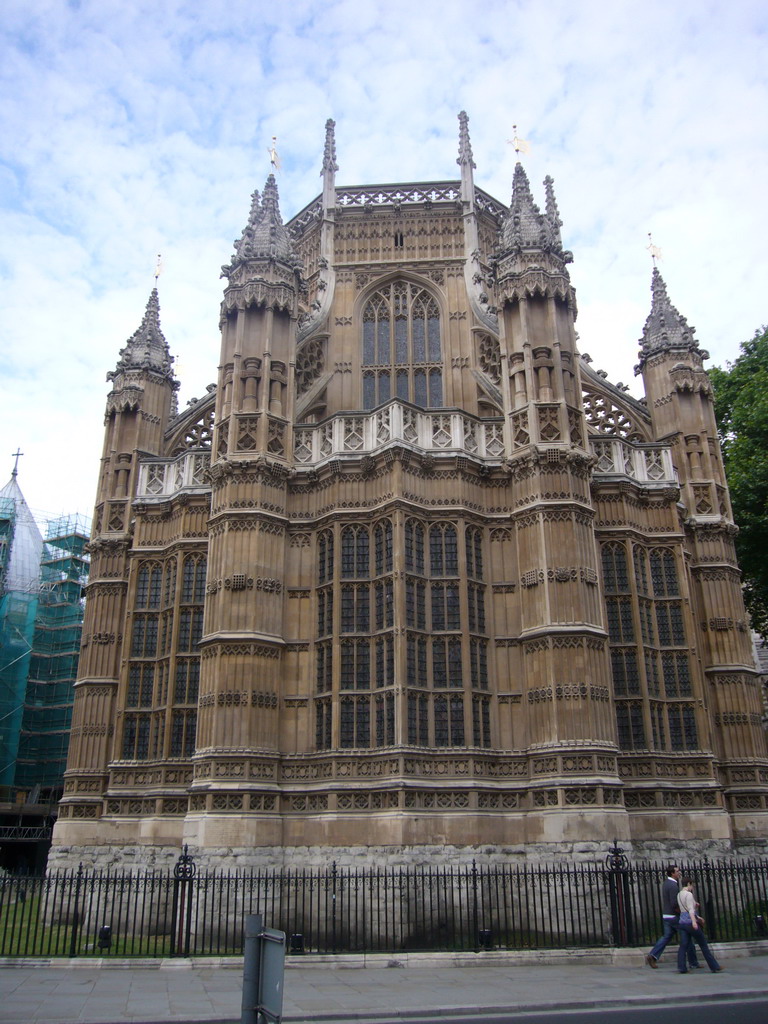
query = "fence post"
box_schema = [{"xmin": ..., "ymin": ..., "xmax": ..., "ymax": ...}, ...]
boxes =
[
  {"xmin": 471, "ymin": 860, "xmax": 479, "ymax": 952},
  {"xmin": 170, "ymin": 845, "xmax": 197, "ymax": 957},
  {"xmin": 330, "ymin": 861, "xmax": 337, "ymax": 954},
  {"xmin": 605, "ymin": 839, "xmax": 633, "ymax": 946},
  {"xmin": 68, "ymin": 863, "xmax": 84, "ymax": 957}
]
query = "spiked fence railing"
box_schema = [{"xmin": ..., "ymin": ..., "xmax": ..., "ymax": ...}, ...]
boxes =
[{"xmin": 1, "ymin": 852, "xmax": 766, "ymax": 958}]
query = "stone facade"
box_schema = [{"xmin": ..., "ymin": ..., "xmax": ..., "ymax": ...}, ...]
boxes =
[{"xmin": 51, "ymin": 115, "xmax": 768, "ymax": 870}]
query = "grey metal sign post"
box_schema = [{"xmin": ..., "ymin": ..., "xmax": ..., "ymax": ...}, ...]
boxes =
[{"xmin": 241, "ymin": 914, "xmax": 286, "ymax": 1024}]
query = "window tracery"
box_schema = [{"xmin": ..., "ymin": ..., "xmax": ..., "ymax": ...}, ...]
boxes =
[
  {"xmin": 122, "ymin": 553, "xmax": 205, "ymax": 762},
  {"xmin": 362, "ymin": 281, "xmax": 442, "ymax": 409},
  {"xmin": 602, "ymin": 541, "xmax": 696, "ymax": 755},
  {"xmin": 315, "ymin": 519, "xmax": 489, "ymax": 751},
  {"xmin": 172, "ymin": 406, "xmax": 215, "ymax": 453},
  {"xmin": 582, "ymin": 389, "xmax": 644, "ymax": 440},
  {"xmin": 295, "ymin": 337, "xmax": 325, "ymax": 396},
  {"xmin": 476, "ymin": 332, "xmax": 501, "ymax": 384}
]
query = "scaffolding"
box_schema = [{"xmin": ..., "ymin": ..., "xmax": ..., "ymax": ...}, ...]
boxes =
[
  {"xmin": 13, "ymin": 514, "xmax": 90, "ymax": 801},
  {"xmin": 0, "ymin": 495, "xmax": 40, "ymax": 792}
]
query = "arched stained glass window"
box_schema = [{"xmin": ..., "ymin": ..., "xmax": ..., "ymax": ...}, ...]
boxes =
[
  {"xmin": 361, "ymin": 281, "xmax": 442, "ymax": 409},
  {"xmin": 601, "ymin": 542, "xmax": 629, "ymax": 593}
]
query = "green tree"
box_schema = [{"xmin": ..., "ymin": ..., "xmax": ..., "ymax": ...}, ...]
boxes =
[{"xmin": 710, "ymin": 326, "xmax": 768, "ymax": 640}]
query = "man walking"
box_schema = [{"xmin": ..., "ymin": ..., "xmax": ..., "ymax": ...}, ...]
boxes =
[{"xmin": 645, "ymin": 865, "xmax": 700, "ymax": 969}]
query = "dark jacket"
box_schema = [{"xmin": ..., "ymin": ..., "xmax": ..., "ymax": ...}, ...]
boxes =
[{"xmin": 661, "ymin": 877, "xmax": 680, "ymax": 916}]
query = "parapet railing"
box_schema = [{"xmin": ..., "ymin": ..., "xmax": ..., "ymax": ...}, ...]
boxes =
[{"xmin": 135, "ymin": 407, "xmax": 675, "ymax": 501}]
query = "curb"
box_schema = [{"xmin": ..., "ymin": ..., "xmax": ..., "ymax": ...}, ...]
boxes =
[
  {"xmin": 55, "ymin": 991, "xmax": 768, "ymax": 1024},
  {"xmin": 1, "ymin": 939, "xmax": 766, "ymax": 970}
]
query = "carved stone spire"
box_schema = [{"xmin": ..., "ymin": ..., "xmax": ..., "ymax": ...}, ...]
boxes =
[
  {"xmin": 457, "ymin": 110, "xmax": 476, "ymax": 217},
  {"xmin": 321, "ymin": 118, "xmax": 338, "ymax": 174},
  {"xmin": 321, "ymin": 118, "xmax": 338, "ymax": 214},
  {"xmin": 233, "ymin": 189, "xmax": 261, "ymax": 258},
  {"xmin": 637, "ymin": 267, "xmax": 703, "ymax": 369},
  {"xmin": 501, "ymin": 163, "xmax": 548, "ymax": 250},
  {"xmin": 544, "ymin": 175, "xmax": 562, "ymax": 249},
  {"xmin": 457, "ymin": 110, "xmax": 475, "ymax": 169},
  {"xmin": 495, "ymin": 164, "xmax": 574, "ymax": 308},
  {"xmin": 226, "ymin": 174, "xmax": 297, "ymax": 269},
  {"xmin": 111, "ymin": 287, "xmax": 174, "ymax": 380}
]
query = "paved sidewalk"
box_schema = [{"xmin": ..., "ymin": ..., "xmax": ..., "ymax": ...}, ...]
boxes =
[{"xmin": 0, "ymin": 945, "xmax": 767, "ymax": 1024}]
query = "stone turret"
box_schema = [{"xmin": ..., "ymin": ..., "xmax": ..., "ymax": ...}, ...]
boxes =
[
  {"xmin": 494, "ymin": 162, "xmax": 624, "ymax": 843},
  {"xmin": 637, "ymin": 269, "xmax": 766, "ymax": 815},
  {"xmin": 216, "ymin": 173, "xmax": 302, "ymax": 459},
  {"xmin": 193, "ymin": 170, "xmax": 304, "ymax": 849},
  {"xmin": 496, "ymin": 164, "xmax": 582, "ymax": 448},
  {"xmin": 636, "ymin": 268, "xmax": 724, "ymax": 500},
  {"xmin": 101, "ymin": 286, "xmax": 178, "ymax": 524},
  {"xmin": 59, "ymin": 285, "xmax": 178, "ymax": 837}
]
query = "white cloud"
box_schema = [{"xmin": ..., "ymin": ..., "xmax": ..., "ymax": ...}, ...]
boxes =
[{"xmin": 1, "ymin": 0, "xmax": 767, "ymax": 519}]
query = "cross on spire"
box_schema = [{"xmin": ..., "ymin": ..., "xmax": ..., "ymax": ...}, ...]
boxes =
[{"xmin": 10, "ymin": 448, "xmax": 23, "ymax": 476}]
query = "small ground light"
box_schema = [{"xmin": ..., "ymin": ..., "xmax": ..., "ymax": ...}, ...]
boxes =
[
  {"xmin": 289, "ymin": 933, "xmax": 305, "ymax": 953},
  {"xmin": 97, "ymin": 925, "xmax": 112, "ymax": 950},
  {"xmin": 478, "ymin": 929, "xmax": 493, "ymax": 950},
  {"xmin": 754, "ymin": 915, "xmax": 766, "ymax": 936}
]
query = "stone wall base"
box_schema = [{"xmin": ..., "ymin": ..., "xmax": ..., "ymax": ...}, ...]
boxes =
[{"xmin": 46, "ymin": 834, "xmax": 768, "ymax": 873}]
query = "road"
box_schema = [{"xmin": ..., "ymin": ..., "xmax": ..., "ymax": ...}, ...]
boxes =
[{"xmin": 370, "ymin": 998, "xmax": 768, "ymax": 1024}]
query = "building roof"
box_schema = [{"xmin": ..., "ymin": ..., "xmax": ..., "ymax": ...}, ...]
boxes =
[{"xmin": 0, "ymin": 474, "xmax": 43, "ymax": 594}]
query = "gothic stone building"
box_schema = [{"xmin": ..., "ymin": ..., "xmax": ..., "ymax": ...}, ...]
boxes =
[{"xmin": 52, "ymin": 115, "xmax": 768, "ymax": 869}]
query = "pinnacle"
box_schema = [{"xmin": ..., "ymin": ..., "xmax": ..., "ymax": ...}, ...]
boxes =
[
  {"xmin": 230, "ymin": 174, "xmax": 295, "ymax": 263},
  {"xmin": 233, "ymin": 189, "xmax": 261, "ymax": 257},
  {"xmin": 457, "ymin": 110, "xmax": 475, "ymax": 169},
  {"xmin": 512, "ymin": 161, "xmax": 534, "ymax": 200},
  {"xmin": 544, "ymin": 175, "xmax": 562, "ymax": 248},
  {"xmin": 638, "ymin": 267, "xmax": 700, "ymax": 363},
  {"xmin": 112, "ymin": 287, "xmax": 174, "ymax": 379},
  {"xmin": 501, "ymin": 162, "xmax": 544, "ymax": 250},
  {"xmin": 322, "ymin": 118, "xmax": 338, "ymax": 174}
]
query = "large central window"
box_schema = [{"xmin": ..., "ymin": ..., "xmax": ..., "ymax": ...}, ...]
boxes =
[
  {"xmin": 362, "ymin": 281, "xmax": 442, "ymax": 409},
  {"xmin": 314, "ymin": 518, "xmax": 490, "ymax": 751}
]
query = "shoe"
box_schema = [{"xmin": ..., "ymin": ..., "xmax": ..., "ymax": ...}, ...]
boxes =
[
  {"xmin": 679, "ymin": 970, "xmax": 689, "ymax": 974},
  {"xmin": 645, "ymin": 954, "xmax": 658, "ymax": 969},
  {"xmin": 689, "ymin": 963, "xmax": 702, "ymax": 969},
  {"xmin": 711, "ymin": 967, "xmax": 724, "ymax": 973}
]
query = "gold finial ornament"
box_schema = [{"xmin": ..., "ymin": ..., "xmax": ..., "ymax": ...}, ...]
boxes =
[
  {"xmin": 268, "ymin": 136, "xmax": 281, "ymax": 172},
  {"xmin": 647, "ymin": 233, "xmax": 662, "ymax": 266},
  {"xmin": 507, "ymin": 125, "xmax": 531, "ymax": 155},
  {"xmin": 154, "ymin": 253, "xmax": 163, "ymax": 282}
]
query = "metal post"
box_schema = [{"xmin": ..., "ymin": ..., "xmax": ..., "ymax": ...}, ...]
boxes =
[
  {"xmin": 241, "ymin": 913, "xmax": 263, "ymax": 1024},
  {"xmin": 171, "ymin": 845, "xmax": 196, "ymax": 957},
  {"xmin": 68, "ymin": 863, "xmax": 84, "ymax": 958},
  {"xmin": 471, "ymin": 860, "xmax": 479, "ymax": 952},
  {"xmin": 605, "ymin": 839, "xmax": 632, "ymax": 946}
]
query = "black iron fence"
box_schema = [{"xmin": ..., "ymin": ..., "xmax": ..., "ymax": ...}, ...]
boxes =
[{"xmin": 1, "ymin": 848, "xmax": 767, "ymax": 958}]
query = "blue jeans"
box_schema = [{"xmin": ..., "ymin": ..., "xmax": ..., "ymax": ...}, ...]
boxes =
[
  {"xmin": 650, "ymin": 917, "xmax": 699, "ymax": 965},
  {"xmin": 677, "ymin": 922, "xmax": 720, "ymax": 972}
]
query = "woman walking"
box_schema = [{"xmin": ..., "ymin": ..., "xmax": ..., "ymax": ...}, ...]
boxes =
[{"xmin": 677, "ymin": 878, "xmax": 723, "ymax": 974}]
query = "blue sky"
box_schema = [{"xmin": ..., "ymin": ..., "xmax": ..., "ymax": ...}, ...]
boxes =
[{"xmin": 1, "ymin": 0, "xmax": 767, "ymax": 519}]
